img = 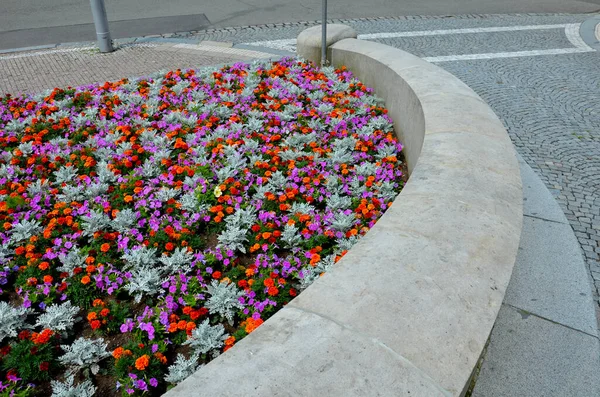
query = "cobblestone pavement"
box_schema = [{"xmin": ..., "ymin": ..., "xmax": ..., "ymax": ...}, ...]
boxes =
[
  {"xmin": 1, "ymin": 13, "xmax": 599, "ymax": 302},
  {"xmin": 0, "ymin": 44, "xmax": 274, "ymax": 95}
]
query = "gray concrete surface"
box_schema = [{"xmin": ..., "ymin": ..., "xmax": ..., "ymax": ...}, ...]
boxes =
[
  {"xmin": 471, "ymin": 157, "xmax": 600, "ymax": 396},
  {"xmin": 0, "ymin": 14, "xmax": 211, "ymax": 51},
  {"xmin": 3, "ymin": 0, "xmax": 600, "ymax": 50},
  {"xmin": 472, "ymin": 304, "xmax": 600, "ymax": 397}
]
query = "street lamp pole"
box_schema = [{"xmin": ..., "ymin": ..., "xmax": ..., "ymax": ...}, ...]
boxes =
[
  {"xmin": 321, "ymin": 0, "xmax": 327, "ymax": 66},
  {"xmin": 89, "ymin": 0, "xmax": 113, "ymax": 53}
]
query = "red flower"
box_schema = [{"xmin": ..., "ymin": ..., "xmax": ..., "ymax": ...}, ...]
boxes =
[
  {"xmin": 18, "ymin": 330, "xmax": 30, "ymax": 340},
  {"xmin": 267, "ymin": 286, "xmax": 279, "ymax": 296},
  {"xmin": 0, "ymin": 345, "xmax": 11, "ymax": 356},
  {"xmin": 39, "ymin": 362, "xmax": 49, "ymax": 371},
  {"xmin": 90, "ymin": 320, "xmax": 101, "ymax": 330}
]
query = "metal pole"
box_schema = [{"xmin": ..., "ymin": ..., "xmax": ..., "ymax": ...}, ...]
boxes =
[
  {"xmin": 90, "ymin": 0, "xmax": 113, "ymax": 53},
  {"xmin": 321, "ymin": 0, "xmax": 327, "ymax": 66}
]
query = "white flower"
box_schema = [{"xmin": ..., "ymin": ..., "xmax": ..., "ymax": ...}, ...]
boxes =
[{"xmin": 213, "ymin": 186, "xmax": 223, "ymax": 198}]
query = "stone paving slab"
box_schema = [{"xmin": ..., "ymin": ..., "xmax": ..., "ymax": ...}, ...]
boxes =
[
  {"xmin": 472, "ymin": 158, "xmax": 600, "ymax": 395},
  {"xmin": 505, "ymin": 216, "xmax": 598, "ymax": 336},
  {"xmin": 472, "ymin": 304, "xmax": 600, "ymax": 397},
  {"xmin": 519, "ymin": 155, "xmax": 569, "ymax": 224},
  {"xmin": 0, "ymin": 43, "xmax": 276, "ymax": 96}
]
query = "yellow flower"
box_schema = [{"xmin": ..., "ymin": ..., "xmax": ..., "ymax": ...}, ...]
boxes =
[{"xmin": 213, "ymin": 186, "xmax": 222, "ymax": 198}]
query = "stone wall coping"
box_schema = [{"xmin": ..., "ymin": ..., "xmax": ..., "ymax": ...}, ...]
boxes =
[{"xmin": 166, "ymin": 27, "xmax": 523, "ymax": 397}]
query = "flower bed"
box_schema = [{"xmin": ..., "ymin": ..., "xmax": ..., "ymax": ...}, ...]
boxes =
[{"xmin": 0, "ymin": 57, "xmax": 405, "ymax": 396}]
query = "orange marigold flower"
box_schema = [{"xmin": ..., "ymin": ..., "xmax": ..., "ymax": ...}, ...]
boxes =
[
  {"xmin": 43, "ymin": 275, "xmax": 53, "ymax": 284},
  {"xmin": 100, "ymin": 308, "xmax": 110, "ymax": 317},
  {"xmin": 154, "ymin": 352, "xmax": 167, "ymax": 364},
  {"xmin": 244, "ymin": 318, "xmax": 264, "ymax": 334},
  {"xmin": 38, "ymin": 261, "xmax": 49, "ymax": 271},
  {"xmin": 86, "ymin": 265, "xmax": 96, "ymax": 273},
  {"xmin": 189, "ymin": 310, "xmax": 201, "ymax": 321},
  {"xmin": 267, "ymin": 286, "xmax": 279, "ymax": 296},
  {"xmin": 263, "ymin": 278, "xmax": 274, "ymax": 287},
  {"xmin": 165, "ymin": 242, "xmax": 174, "ymax": 251},
  {"xmin": 177, "ymin": 320, "xmax": 187, "ymax": 330},
  {"xmin": 90, "ymin": 320, "xmax": 101, "ymax": 330},
  {"xmin": 212, "ymin": 271, "xmax": 221, "ymax": 280},
  {"xmin": 112, "ymin": 347, "xmax": 124, "ymax": 359},
  {"xmin": 100, "ymin": 243, "xmax": 110, "ymax": 252},
  {"xmin": 92, "ymin": 299, "xmax": 104, "ymax": 307},
  {"xmin": 31, "ymin": 329, "xmax": 53, "ymax": 345},
  {"xmin": 135, "ymin": 355, "xmax": 150, "ymax": 371},
  {"xmin": 81, "ymin": 275, "xmax": 91, "ymax": 285}
]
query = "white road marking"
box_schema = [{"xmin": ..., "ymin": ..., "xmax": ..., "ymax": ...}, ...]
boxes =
[
  {"xmin": 244, "ymin": 23, "xmax": 597, "ymax": 62},
  {"xmin": 564, "ymin": 23, "xmax": 595, "ymax": 51},
  {"xmin": 423, "ymin": 47, "xmax": 592, "ymax": 63},
  {"xmin": 596, "ymin": 22, "xmax": 600, "ymax": 42},
  {"xmin": 358, "ymin": 24, "xmax": 569, "ymax": 39}
]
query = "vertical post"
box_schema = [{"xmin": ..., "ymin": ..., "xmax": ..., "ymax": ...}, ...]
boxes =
[
  {"xmin": 90, "ymin": 0, "xmax": 113, "ymax": 53},
  {"xmin": 321, "ymin": 0, "xmax": 327, "ymax": 66}
]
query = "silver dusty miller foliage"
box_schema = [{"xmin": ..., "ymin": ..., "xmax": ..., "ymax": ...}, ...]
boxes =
[
  {"xmin": 164, "ymin": 353, "xmax": 201, "ymax": 385},
  {"xmin": 0, "ymin": 301, "xmax": 31, "ymax": 343},
  {"xmin": 59, "ymin": 337, "xmax": 110, "ymax": 376},
  {"xmin": 183, "ymin": 319, "xmax": 229, "ymax": 356},
  {"xmin": 204, "ymin": 280, "xmax": 244, "ymax": 324}
]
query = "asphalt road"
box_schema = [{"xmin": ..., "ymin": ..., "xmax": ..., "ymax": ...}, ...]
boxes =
[{"xmin": 2, "ymin": 0, "xmax": 600, "ymax": 50}]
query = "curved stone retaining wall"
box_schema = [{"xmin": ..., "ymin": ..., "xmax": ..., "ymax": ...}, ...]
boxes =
[{"xmin": 166, "ymin": 26, "xmax": 523, "ymax": 397}]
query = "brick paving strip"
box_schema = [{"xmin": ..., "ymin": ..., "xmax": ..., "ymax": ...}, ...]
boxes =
[{"xmin": 0, "ymin": 43, "xmax": 275, "ymax": 95}]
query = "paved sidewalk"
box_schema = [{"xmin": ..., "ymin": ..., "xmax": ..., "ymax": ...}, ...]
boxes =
[
  {"xmin": 471, "ymin": 156, "xmax": 600, "ymax": 396},
  {"xmin": 0, "ymin": 43, "xmax": 279, "ymax": 95}
]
